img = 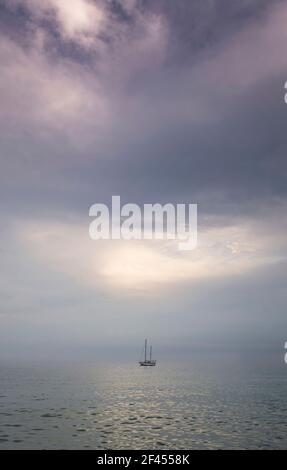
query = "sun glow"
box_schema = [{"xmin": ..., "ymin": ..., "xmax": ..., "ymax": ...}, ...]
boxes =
[{"xmin": 19, "ymin": 220, "xmax": 277, "ymax": 293}]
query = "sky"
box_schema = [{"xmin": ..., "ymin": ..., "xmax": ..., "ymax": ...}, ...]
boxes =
[{"xmin": 0, "ymin": 0, "xmax": 287, "ymax": 360}]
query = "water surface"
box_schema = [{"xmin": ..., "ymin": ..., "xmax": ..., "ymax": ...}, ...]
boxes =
[{"xmin": 0, "ymin": 355, "xmax": 286, "ymax": 449}]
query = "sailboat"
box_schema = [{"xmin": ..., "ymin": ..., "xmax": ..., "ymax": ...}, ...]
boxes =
[{"xmin": 139, "ymin": 339, "xmax": 156, "ymax": 366}]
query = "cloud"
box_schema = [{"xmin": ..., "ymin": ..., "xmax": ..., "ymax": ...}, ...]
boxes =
[
  {"xmin": 46, "ymin": 0, "xmax": 105, "ymax": 40},
  {"xmin": 0, "ymin": 33, "xmax": 110, "ymax": 143},
  {"xmin": 0, "ymin": 0, "xmax": 287, "ymax": 355},
  {"xmin": 5, "ymin": 0, "xmax": 168, "ymax": 62},
  {"xmin": 18, "ymin": 217, "xmax": 285, "ymax": 292},
  {"xmin": 195, "ymin": 1, "xmax": 287, "ymax": 93},
  {"xmin": 2, "ymin": 0, "xmax": 285, "ymax": 157},
  {"xmin": 0, "ymin": 1, "xmax": 168, "ymax": 147},
  {"xmin": 8, "ymin": 0, "xmax": 106, "ymax": 47}
]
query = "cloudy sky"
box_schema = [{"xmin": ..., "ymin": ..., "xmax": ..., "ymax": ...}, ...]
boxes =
[{"xmin": 0, "ymin": 0, "xmax": 287, "ymax": 360}]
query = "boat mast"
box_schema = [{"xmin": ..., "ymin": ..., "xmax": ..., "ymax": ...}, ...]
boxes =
[
  {"xmin": 144, "ymin": 338, "xmax": 147, "ymax": 362},
  {"xmin": 150, "ymin": 345, "xmax": 152, "ymax": 361}
]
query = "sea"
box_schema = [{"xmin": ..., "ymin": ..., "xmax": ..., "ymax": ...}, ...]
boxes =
[{"xmin": 0, "ymin": 352, "xmax": 286, "ymax": 450}]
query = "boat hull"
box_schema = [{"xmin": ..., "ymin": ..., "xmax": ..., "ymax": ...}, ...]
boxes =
[{"xmin": 139, "ymin": 361, "xmax": 156, "ymax": 366}]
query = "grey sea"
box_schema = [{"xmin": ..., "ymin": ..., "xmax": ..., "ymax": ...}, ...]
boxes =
[{"xmin": 0, "ymin": 353, "xmax": 286, "ymax": 450}]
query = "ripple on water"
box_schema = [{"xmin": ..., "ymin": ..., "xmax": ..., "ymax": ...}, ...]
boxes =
[
  {"xmin": 4, "ymin": 424, "xmax": 22, "ymax": 428},
  {"xmin": 1, "ymin": 363, "xmax": 287, "ymax": 450}
]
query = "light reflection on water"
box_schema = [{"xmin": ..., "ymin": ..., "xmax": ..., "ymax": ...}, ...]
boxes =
[{"xmin": 0, "ymin": 358, "xmax": 286, "ymax": 449}]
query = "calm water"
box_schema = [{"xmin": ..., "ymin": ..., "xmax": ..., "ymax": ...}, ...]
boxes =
[{"xmin": 0, "ymin": 355, "xmax": 286, "ymax": 449}]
